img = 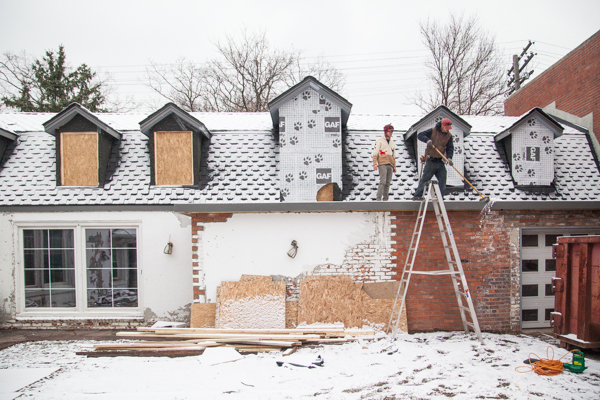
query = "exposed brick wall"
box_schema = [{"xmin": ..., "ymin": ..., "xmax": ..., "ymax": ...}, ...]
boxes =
[
  {"xmin": 391, "ymin": 208, "xmax": 600, "ymax": 334},
  {"xmin": 504, "ymin": 30, "xmax": 600, "ymax": 141},
  {"xmin": 190, "ymin": 213, "xmax": 233, "ymax": 303}
]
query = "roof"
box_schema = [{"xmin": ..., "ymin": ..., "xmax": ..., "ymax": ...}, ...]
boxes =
[
  {"xmin": 495, "ymin": 107, "xmax": 564, "ymax": 142},
  {"xmin": 42, "ymin": 103, "xmax": 122, "ymax": 139},
  {"xmin": 0, "ymin": 109, "xmax": 599, "ymax": 211}
]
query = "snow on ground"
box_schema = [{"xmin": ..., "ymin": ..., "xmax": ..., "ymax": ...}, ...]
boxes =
[{"xmin": 0, "ymin": 331, "xmax": 599, "ymax": 400}]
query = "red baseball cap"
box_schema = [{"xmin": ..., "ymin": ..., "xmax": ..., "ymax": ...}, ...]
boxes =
[
  {"xmin": 384, "ymin": 124, "xmax": 394, "ymax": 132},
  {"xmin": 441, "ymin": 118, "xmax": 452, "ymax": 126}
]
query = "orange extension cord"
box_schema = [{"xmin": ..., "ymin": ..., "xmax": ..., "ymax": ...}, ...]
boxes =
[{"xmin": 515, "ymin": 346, "xmax": 578, "ymax": 376}]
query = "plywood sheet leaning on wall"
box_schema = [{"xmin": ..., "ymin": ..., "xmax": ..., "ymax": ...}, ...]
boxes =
[
  {"xmin": 298, "ymin": 275, "xmax": 407, "ymax": 332},
  {"xmin": 286, "ymin": 301, "xmax": 299, "ymax": 329},
  {"xmin": 217, "ymin": 276, "xmax": 286, "ymax": 329},
  {"xmin": 190, "ymin": 303, "xmax": 216, "ymax": 328}
]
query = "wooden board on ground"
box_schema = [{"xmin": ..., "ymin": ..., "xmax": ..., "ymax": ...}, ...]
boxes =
[
  {"xmin": 217, "ymin": 276, "xmax": 286, "ymax": 329},
  {"xmin": 191, "ymin": 303, "xmax": 216, "ymax": 328}
]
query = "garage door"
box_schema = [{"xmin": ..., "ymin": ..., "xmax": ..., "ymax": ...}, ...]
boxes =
[{"xmin": 521, "ymin": 230, "xmax": 599, "ymax": 329}]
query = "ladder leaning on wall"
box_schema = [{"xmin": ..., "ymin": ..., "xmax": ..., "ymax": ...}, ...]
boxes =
[{"xmin": 387, "ymin": 180, "xmax": 483, "ymax": 343}]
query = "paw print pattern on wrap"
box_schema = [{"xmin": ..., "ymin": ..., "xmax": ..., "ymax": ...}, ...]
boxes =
[
  {"xmin": 307, "ymin": 119, "xmax": 316, "ymax": 129},
  {"xmin": 314, "ymin": 154, "xmax": 323, "ymax": 163},
  {"xmin": 529, "ymin": 131, "xmax": 538, "ymax": 139},
  {"xmin": 332, "ymin": 138, "xmax": 341, "ymax": 148},
  {"xmin": 281, "ymin": 188, "xmax": 290, "ymax": 198},
  {"xmin": 312, "ymin": 109, "xmax": 320, "ymax": 114},
  {"xmin": 280, "ymin": 137, "xmax": 286, "ymax": 147},
  {"xmin": 324, "ymin": 101, "xmax": 332, "ymax": 111},
  {"xmin": 528, "ymin": 169, "xmax": 536, "ymax": 177},
  {"xmin": 542, "ymin": 136, "xmax": 551, "ymax": 144},
  {"xmin": 513, "ymin": 153, "xmax": 522, "ymax": 161},
  {"xmin": 285, "ymin": 173, "xmax": 294, "ymax": 183},
  {"xmin": 303, "ymin": 156, "xmax": 312, "ymax": 165},
  {"xmin": 527, "ymin": 118, "xmax": 536, "ymax": 126},
  {"xmin": 299, "ymin": 171, "xmax": 308, "ymax": 180},
  {"xmin": 294, "ymin": 122, "xmax": 302, "ymax": 131},
  {"xmin": 290, "ymin": 136, "xmax": 298, "ymax": 145},
  {"xmin": 545, "ymin": 146, "xmax": 553, "ymax": 155},
  {"xmin": 302, "ymin": 90, "xmax": 311, "ymax": 100},
  {"xmin": 515, "ymin": 164, "xmax": 523, "ymax": 173},
  {"xmin": 435, "ymin": 116, "xmax": 443, "ymax": 123}
]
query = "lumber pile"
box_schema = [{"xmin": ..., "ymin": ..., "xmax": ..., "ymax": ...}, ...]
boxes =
[{"xmin": 77, "ymin": 326, "xmax": 375, "ymax": 358}]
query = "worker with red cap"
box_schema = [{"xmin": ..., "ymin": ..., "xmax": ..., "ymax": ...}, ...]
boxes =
[
  {"xmin": 412, "ymin": 118, "xmax": 454, "ymax": 200},
  {"xmin": 372, "ymin": 123, "xmax": 397, "ymax": 201}
]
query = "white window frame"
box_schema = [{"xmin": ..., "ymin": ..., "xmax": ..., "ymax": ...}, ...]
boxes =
[{"xmin": 15, "ymin": 221, "xmax": 143, "ymax": 320}]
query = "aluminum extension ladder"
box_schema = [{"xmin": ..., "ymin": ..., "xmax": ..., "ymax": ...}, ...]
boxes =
[{"xmin": 387, "ymin": 180, "xmax": 483, "ymax": 343}]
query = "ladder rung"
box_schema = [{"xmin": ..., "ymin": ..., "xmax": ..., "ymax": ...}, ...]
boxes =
[{"xmin": 411, "ymin": 270, "xmax": 459, "ymax": 276}]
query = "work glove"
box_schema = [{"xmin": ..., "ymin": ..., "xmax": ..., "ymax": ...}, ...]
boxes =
[
  {"xmin": 448, "ymin": 159, "xmax": 453, "ymax": 166},
  {"xmin": 426, "ymin": 140, "xmax": 433, "ymax": 150}
]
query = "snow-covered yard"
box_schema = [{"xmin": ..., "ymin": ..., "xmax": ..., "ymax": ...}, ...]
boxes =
[{"xmin": 0, "ymin": 331, "xmax": 599, "ymax": 400}]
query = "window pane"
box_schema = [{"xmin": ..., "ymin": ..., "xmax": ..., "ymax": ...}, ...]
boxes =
[
  {"xmin": 545, "ymin": 259, "xmax": 556, "ymax": 272},
  {"xmin": 25, "ymin": 289, "xmax": 50, "ymax": 307},
  {"xmin": 545, "ymin": 234, "xmax": 561, "ymax": 247},
  {"xmin": 113, "ymin": 249, "xmax": 137, "ymax": 269},
  {"xmin": 86, "ymin": 229, "xmax": 111, "ymax": 248},
  {"xmin": 522, "ymin": 284, "xmax": 538, "ymax": 297},
  {"xmin": 522, "ymin": 259, "xmax": 539, "ymax": 272},
  {"xmin": 87, "ymin": 249, "xmax": 111, "ymax": 269},
  {"xmin": 522, "ymin": 309, "xmax": 538, "ymax": 322},
  {"xmin": 113, "ymin": 269, "xmax": 137, "ymax": 288},
  {"xmin": 545, "ymin": 308, "xmax": 554, "ymax": 321},
  {"xmin": 50, "ymin": 269, "xmax": 75, "ymax": 287},
  {"xmin": 88, "ymin": 289, "xmax": 113, "ymax": 307},
  {"xmin": 545, "ymin": 284, "xmax": 554, "ymax": 296},
  {"xmin": 87, "ymin": 269, "xmax": 112, "ymax": 289},
  {"xmin": 112, "ymin": 229, "xmax": 136, "ymax": 248},
  {"xmin": 49, "ymin": 229, "xmax": 74, "ymax": 248},
  {"xmin": 50, "ymin": 249, "xmax": 74, "ymax": 269},
  {"xmin": 522, "ymin": 235, "xmax": 538, "ymax": 247},
  {"xmin": 114, "ymin": 289, "xmax": 138, "ymax": 307},
  {"xmin": 24, "ymin": 250, "xmax": 48, "ymax": 269},
  {"xmin": 24, "ymin": 269, "xmax": 49, "ymax": 288},
  {"xmin": 23, "ymin": 230, "xmax": 47, "ymax": 249},
  {"xmin": 50, "ymin": 289, "xmax": 76, "ymax": 307}
]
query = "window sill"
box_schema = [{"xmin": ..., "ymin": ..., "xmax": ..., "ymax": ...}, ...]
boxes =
[{"xmin": 16, "ymin": 312, "xmax": 144, "ymax": 320}]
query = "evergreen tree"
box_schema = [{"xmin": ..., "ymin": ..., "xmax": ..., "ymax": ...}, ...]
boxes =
[{"xmin": 1, "ymin": 45, "xmax": 106, "ymax": 112}]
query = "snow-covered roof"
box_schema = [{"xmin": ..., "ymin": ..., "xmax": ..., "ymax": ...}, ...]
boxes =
[{"xmin": 0, "ymin": 109, "xmax": 598, "ymax": 209}]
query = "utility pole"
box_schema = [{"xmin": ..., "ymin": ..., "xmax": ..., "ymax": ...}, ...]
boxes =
[{"xmin": 506, "ymin": 41, "xmax": 536, "ymax": 96}]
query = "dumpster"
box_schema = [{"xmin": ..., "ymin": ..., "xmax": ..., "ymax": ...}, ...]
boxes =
[{"xmin": 551, "ymin": 235, "xmax": 600, "ymax": 349}]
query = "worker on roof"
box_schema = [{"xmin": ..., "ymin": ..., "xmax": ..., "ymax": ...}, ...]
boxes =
[
  {"xmin": 412, "ymin": 118, "xmax": 454, "ymax": 200},
  {"xmin": 372, "ymin": 124, "xmax": 397, "ymax": 201}
]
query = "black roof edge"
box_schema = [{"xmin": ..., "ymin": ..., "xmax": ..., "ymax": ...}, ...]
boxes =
[
  {"xmin": 42, "ymin": 103, "xmax": 122, "ymax": 139},
  {"xmin": 0, "ymin": 127, "xmax": 17, "ymax": 141},
  {"xmin": 404, "ymin": 105, "xmax": 473, "ymax": 141},
  {"xmin": 2, "ymin": 200, "xmax": 599, "ymax": 214},
  {"xmin": 267, "ymin": 76, "xmax": 353, "ymax": 129},
  {"xmin": 139, "ymin": 102, "xmax": 211, "ymax": 139},
  {"xmin": 495, "ymin": 107, "xmax": 564, "ymax": 142}
]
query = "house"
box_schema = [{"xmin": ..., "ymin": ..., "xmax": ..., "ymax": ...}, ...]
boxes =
[
  {"xmin": 1, "ymin": 76, "xmax": 600, "ymax": 333},
  {"xmin": 504, "ymin": 29, "xmax": 600, "ymax": 145}
]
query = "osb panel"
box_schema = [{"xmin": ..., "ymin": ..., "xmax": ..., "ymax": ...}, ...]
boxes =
[
  {"xmin": 298, "ymin": 275, "xmax": 407, "ymax": 332},
  {"xmin": 217, "ymin": 278, "xmax": 286, "ymax": 329},
  {"xmin": 190, "ymin": 303, "xmax": 216, "ymax": 328},
  {"xmin": 362, "ymin": 281, "xmax": 400, "ymax": 299},
  {"xmin": 286, "ymin": 301, "xmax": 299, "ymax": 329},
  {"xmin": 154, "ymin": 131, "xmax": 193, "ymax": 186},
  {"xmin": 240, "ymin": 275, "xmax": 273, "ymax": 282},
  {"xmin": 61, "ymin": 132, "xmax": 98, "ymax": 186}
]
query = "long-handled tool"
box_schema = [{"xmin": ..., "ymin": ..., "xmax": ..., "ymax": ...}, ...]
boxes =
[{"xmin": 431, "ymin": 145, "xmax": 490, "ymax": 202}]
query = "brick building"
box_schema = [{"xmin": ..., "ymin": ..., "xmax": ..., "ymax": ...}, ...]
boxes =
[
  {"xmin": 504, "ymin": 29, "xmax": 600, "ymax": 144},
  {"xmin": 1, "ymin": 77, "xmax": 600, "ymax": 333}
]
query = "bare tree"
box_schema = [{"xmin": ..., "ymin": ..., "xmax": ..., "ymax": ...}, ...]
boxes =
[
  {"xmin": 145, "ymin": 29, "xmax": 345, "ymax": 112},
  {"xmin": 413, "ymin": 14, "xmax": 506, "ymax": 116},
  {"xmin": 145, "ymin": 58, "xmax": 211, "ymax": 112}
]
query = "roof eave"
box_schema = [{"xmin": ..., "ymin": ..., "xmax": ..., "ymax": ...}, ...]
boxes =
[
  {"xmin": 42, "ymin": 103, "xmax": 122, "ymax": 139},
  {"xmin": 0, "ymin": 127, "xmax": 17, "ymax": 141}
]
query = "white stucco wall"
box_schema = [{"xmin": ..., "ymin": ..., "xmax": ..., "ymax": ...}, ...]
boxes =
[
  {"xmin": 0, "ymin": 211, "xmax": 192, "ymax": 326},
  {"xmin": 201, "ymin": 212, "xmax": 394, "ymax": 302}
]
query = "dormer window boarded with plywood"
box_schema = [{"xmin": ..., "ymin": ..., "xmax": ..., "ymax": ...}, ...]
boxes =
[
  {"xmin": 405, "ymin": 105, "xmax": 471, "ymax": 190},
  {"xmin": 495, "ymin": 108, "xmax": 563, "ymax": 187},
  {"xmin": 139, "ymin": 103, "xmax": 210, "ymax": 187},
  {"xmin": 43, "ymin": 103, "xmax": 122, "ymax": 187}
]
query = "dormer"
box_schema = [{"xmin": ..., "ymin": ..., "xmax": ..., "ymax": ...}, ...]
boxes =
[
  {"xmin": 0, "ymin": 127, "xmax": 17, "ymax": 169},
  {"xmin": 495, "ymin": 108, "xmax": 563, "ymax": 188},
  {"xmin": 43, "ymin": 103, "xmax": 121, "ymax": 187},
  {"xmin": 139, "ymin": 103, "xmax": 210, "ymax": 186},
  {"xmin": 268, "ymin": 76, "xmax": 352, "ymax": 201},
  {"xmin": 405, "ymin": 105, "xmax": 471, "ymax": 190}
]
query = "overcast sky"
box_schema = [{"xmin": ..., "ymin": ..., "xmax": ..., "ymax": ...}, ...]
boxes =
[{"xmin": 1, "ymin": 0, "xmax": 599, "ymax": 115}]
